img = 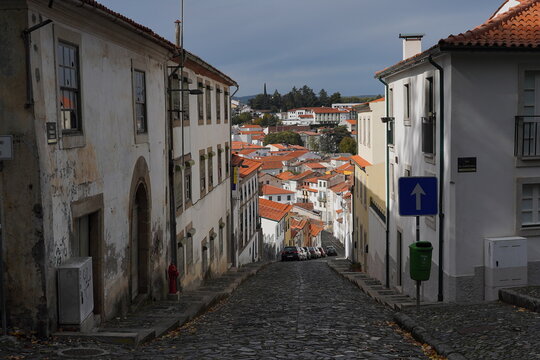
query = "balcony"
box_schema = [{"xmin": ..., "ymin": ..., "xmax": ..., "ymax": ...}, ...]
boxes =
[{"xmin": 515, "ymin": 116, "xmax": 540, "ymax": 158}]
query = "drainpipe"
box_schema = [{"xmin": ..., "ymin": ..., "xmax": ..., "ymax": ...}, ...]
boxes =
[
  {"xmin": 378, "ymin": 78, "xmax": 390, "ymax": 289},
  {"xmin": 428, "ymin": 56, "xmax": 444, "ymax": 302}
]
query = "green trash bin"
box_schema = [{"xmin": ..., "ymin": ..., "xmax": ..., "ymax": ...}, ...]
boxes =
[{"xmin": 409, "ymin": 241, "xmax": 433, "ymax": 281}]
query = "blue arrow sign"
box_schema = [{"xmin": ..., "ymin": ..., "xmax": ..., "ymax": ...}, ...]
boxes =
[{"xmin": 398, "ymin": 177, "xmax": 438, "ymax": 216}]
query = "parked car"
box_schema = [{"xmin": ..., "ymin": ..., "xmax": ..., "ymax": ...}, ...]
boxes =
[
  {"xmin": 298, "ymin": 247, "xmax": 307, "ymax": 260},
  {"xmin": 308, "ymin": 247, "xmax": 320, "ymax": 258},
  {"xmin": 318, "ymin": 247, "xmax": 327, "ymax": 257},
  {"xmin": 302, "ymin": 246, "xmax": 312, "ymax": 260},
  {"xmin": 326, "ymin": 246, "xmax": 338, "ymax": 256},
  {"xmin": 281, "ymin": 246, "xmax": 301, "ymax": 261}
]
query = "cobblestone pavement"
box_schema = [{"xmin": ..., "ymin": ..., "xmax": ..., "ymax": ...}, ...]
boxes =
[
  {"xmin": 0, "ymin": 260, "xmax": 428, "ymax": 359},
  {"xmin": 401, "ymin": 302, "xmax": 540, "ymax": 360}
]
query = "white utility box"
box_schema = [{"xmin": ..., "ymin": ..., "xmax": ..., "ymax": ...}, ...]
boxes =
[
  {"xmin": 57, "ymin": 257, "xmax": 94, "ymax": 325},
  {"xmin": 484, "ymin": 237, "xmax": 527, "ymax": 301}
]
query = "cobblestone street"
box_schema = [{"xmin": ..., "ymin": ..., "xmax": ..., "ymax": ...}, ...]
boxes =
[{"xmin": 0, "ymin": 259, "xmax": 428, "ymax": 359}]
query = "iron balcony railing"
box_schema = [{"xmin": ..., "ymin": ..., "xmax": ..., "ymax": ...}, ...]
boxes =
[{"xmin": 515, "ymin": 116, "xmax": 540, "ymax": 158}]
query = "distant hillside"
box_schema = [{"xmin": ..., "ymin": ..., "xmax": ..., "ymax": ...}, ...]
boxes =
[
  {"xmin": 233, "ymin": 95, "xmax": 256, "ymax": 105},
  {"xmin": 234, "ymin": 94, "xmax": 380, "ymax": 106}
]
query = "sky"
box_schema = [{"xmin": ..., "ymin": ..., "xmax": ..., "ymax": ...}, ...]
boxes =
[{"xmin": 97, "ymin": 0, "xmax": 504, "ymax": 97}]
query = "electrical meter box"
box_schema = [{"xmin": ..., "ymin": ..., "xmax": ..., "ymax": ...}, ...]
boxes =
[
  {"xmin": 484, "ymin": 237, "xmax": 527, "ymax": 301},
  {"xmin": 57, "ymin": 257, "xmax": 94, "ymax": 325}
]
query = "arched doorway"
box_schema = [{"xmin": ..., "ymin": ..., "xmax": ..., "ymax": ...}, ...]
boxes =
[{"xmin": 131, "ymin": 183, "xmax": 150, "ymax": 301}]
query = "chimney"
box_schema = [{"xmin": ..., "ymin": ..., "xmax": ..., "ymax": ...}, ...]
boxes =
[
  {"xmin": 399, "ymin": 33, "xmax": 424, "ymax": 60},
  {"xmin": 175, "ymin": 20, "xmax": 182, "ymax": 47}
]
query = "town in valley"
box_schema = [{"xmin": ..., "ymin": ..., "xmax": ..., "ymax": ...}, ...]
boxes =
[{"xmin": 1, "ymin": 0, "xmax": 540, "ymax": 359}]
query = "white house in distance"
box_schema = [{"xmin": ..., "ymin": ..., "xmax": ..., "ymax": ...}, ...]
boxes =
[
  {"xmin": 376, "ymin": 0, "xmax": 540, "ymax": 303},
  {"xmin": 284, "ymin": 107, "xmax": 353, "ymax": 125},
  {"xmin": 231, "ymin": 155, "xmax": 262, "ymax": 266},
  {"xmin": 259, "ymin": 198, "xmax": 292, "ymax": 260},
  {"xmin": 260, "ymin": 185, "xmax": 296, "ymax": 204}
]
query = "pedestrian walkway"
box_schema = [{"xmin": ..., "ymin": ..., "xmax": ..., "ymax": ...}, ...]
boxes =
[
  {"xmin": 54, "ymin": 261, "xmax": 271, "ymax": 347},
  {"xmin": 327, "ymin": 258, "xmax": 418, "ymax": 310}
]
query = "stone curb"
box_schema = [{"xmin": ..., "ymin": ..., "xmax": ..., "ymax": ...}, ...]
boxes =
[
  {"xmin": 393, "ymin": 313, "xmax": 468, "ymax": 360},
  {"xmin": 499, "ymin": 288, "xmax": 540, "ymax": 312}
]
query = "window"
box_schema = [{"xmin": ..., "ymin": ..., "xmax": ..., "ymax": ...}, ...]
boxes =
[
  {"xmin": 225, "ymin": 142, "xmax": 230, "ymax": 176},
  {"xmin": 184, "ymin": 154, "xmax": 192, "ymax": 207},
  {"xmin": 367, "ymin": 116, "xmax": 371, "ymax": 147},
  {"xmin": 133, "ymin": 70, "xmax": 147, "ymax": 133},
  {"xmin": 404, "ymin": 83, "xmax": 410, "ymax": 123},
  {"xmin": 200, "ymin": 150, "xmax": 206, "ymax": 197},
  {"xmin": 224, "ymin": 91, "xmax": 229, "ymax": 123},
  {"xmin": 269, "ymin": 196, "xmax": 273, "ymax": 201},
  {"xmin": 197, "ymin": 79, "xmax": 204, "ymax": 125},
  {"xmin": 182, "ymin": 75, "xmax": 190, "ymax": 126},
  {"xmin": 186, "ymin": 225, "xmax": 193, "ymax": 265},
  {"xmin": 170, "ymin": 75, "xmax": 181, "ymax": 125},
  {"xmin": 287, "ymin": 195, "xmax": 291, "ymax": 201},
  {"xmin": 219, "ymin": 221, "xmax": 224, "ymax": 255},
  {"xmin": 216, "ymin": 87, "xmax": 221, "ymax": 124},
  {"xmin": 278, "ymin": 196, "xmax": 281, "ymax": 201},
  {"xmin": 422, "ymin": 115, "xmax": 435, "ymax": 155},
  {"xmin": 174, "ymin": 161, "xmax": 183, "ymax": 213},
  {"xmin": 426, "ymin": 77, "xmax": 434, "ymax": 116},
  {"xmin": 206, "ymin": 84, "xmax": 212, "ymax": 124},
  {"xmin": 387, "ymin": 88, "xmax": 395, "ymax": 146},
  {"xmin": 517, "ymin": 71, "xmax": 540, "ymax": 158},
  {"xmin": 217, "ymin": 145, "xmax": 223, "ymax": 182},
  {"xmin": 521, "ymin": 183, "xmax": 540, "ymax": 227},
  {"xmin": 58, "ymin": 42, "xmax": 81, "ymax": 132},
  {"xmin": 208, "ymin": 147, "xmax": 214, "ymax": 191}
]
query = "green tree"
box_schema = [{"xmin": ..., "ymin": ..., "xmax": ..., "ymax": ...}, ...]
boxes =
[
  {"xmin": 329, "ymin": 92, "xmax": 342, "ymax": 105},
  {"xmin": 339, "ymin": 136, "xmax": 357, "ymax": 155},
  {"xmin": 260, "ymin": 114, "xmax": 280, "ymax": 127},
  {"xmin": 263, "ymin": 131, "xmax": 303, "ymax": 146},
  {"xmin": 318, "ymin": 126, "xmax": 351, "ymax": 153},
  {"xmin": 318, "ymin": 89, "xmax": 330, "ymax": 107},
  {"xmin": 232, "ymin": 112, "xmax": 253, "ymax": 125}
]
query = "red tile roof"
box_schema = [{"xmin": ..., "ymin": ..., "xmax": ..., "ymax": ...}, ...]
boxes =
[
  {"xmin": 241, "ymin": 124, "xmax": 263, "ymax": 129},
  {"xmin": 240, "ymin": 131, "xmax": 265, "ymax": 135},
  {"xmin": 304, "ymin": 162, "xmax": 326, "ymax": 169},
  {"xmin": 262, "ymin": 185, "xmax": 294, "ymax": 195},
  {"xmin": 261, "ymin": 161, "xmax": 283, "ymax": 170},
  {"xmin": 329, "ymin": 182, "xmax": 350, "ymax": 194},
  {"xmin": 293, "ymin": 202, "xmax": 314, "ymax": 211},
  {"xmin": 290, "ymin": 170, "xmax": 316, "ymax": 181},
  {"xmin": 310, "ymin": 223, "xmax": 324, "ymax": 237},
  {"xmin": 370, "ymin": 97, "xmax": 385, "ymax": 103},
  {"xmin": 259, "ymin": 198, "xmax": 292, "ymax": 221},
  {"xmin": 336, "ymin": 209, "xmax": 343, "ymax": 214},
  {"xmin": 276, "ymin": 171, "xmax": 296, "ymax": 180},
  {"xmin": 299, "ymin": 114, "xmax": 314, "ymax": 118},
  {"xmin": 334, "ymin": 156, "xmax": 351, "ymax": 161},
  {"xmin": 336, "ymin": 163, "xmax": 354, "ymax": 173},
  {"xmin": 239, "ymin": 158, "xmax": 262, "ymax": 177},
  {"xmin": 351, "ymin": 155, "xmax": 372, "ymax": 168},
  {"xmin": 439, "ymin": 0, "xmax": 540, "ymax": 50},
  {"xmin": 346, "ymin": 120, "xmax": 357, "ymax": 124}
]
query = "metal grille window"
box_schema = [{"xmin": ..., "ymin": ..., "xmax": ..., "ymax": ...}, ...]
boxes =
[
  {"xmin": 134, "ymin": 70, "xmax": 147, "ymax": 133},
  {"xmin": 58, "ymin": 42, "xmax": 81, "ymax": 131},
  {"xmin": 170, "ymin": 76, "xmax": 181, "ymax": 123},
  {"xmin": 225, "ymin": 143, "xmax": 230, "ymax": 176},
  {"xmin": 422, "ymin": 116, "xmax": 435, "ymax": 154},
  {"xmin": 521, "ymin": 183, "xmax": 540, "ymax": 227}
]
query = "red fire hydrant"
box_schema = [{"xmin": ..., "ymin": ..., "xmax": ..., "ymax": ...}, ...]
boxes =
[{"xmin": 168, "ymin": 264, "xmax": 179, "ymax": 294}]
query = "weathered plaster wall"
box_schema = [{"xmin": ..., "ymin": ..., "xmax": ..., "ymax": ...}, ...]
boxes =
[
  {"xmin": 27, "ymin": 0, "xmax": 170, "ymax": 327},
  {"xmin": 0, "ymin": 0, "xmax": 49, "ymax": 336}
]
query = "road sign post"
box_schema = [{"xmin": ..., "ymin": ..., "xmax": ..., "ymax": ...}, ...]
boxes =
[{"xmin": 398, "ymin": 176, "xmax": 438, "ymax": 310}]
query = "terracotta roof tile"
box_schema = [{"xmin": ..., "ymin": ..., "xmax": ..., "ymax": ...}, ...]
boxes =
[
  {"xmin": 351, "ymin": 155, "xmax": 372, "ymax": 168},
  {"xmin": 239, "ymin": 158, "xmax": 262, "ymax": 177},
  {"xmin": 259, "ymin": 198, "xmax": 292, "ymax": 221},
  {"xmin": 293, "ymin": 202, "xmax": 314, "ymax": 211},
  {"xmin": 261, "ymin": 161, "xmax": 283, "ymax": 170},
  {"xmin": 439, "ymin": 0, "xmax": 540, "ymax": 49},
  {"xmin": 262, "ymin": 185, "xmax": 294, "ymax": 195},
  {"xmin": 276, "ymin": 171, "xmax": 295, "ymax": 180}
]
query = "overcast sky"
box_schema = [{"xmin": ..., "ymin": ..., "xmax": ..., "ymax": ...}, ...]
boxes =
[{"xmin": 98, "ymin": 0, "xmax": 503, "ymax": 96}]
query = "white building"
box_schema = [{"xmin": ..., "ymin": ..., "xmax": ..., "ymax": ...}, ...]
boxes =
[
  {"xmin": 376, "ymin": 0, "xmax": 540, "ymax": 302},
  {"xmin": 259, "ymin": 198, "xmax": 292, "ymax": 260},
  {"xmin": 231, "ymin": 156, "xmax": 262, "ymax": 266},
  {"xmin": 260, "ymin": 185, "xmax": 296, "ymax": 204}
]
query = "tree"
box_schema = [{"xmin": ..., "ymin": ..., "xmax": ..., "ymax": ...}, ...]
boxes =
[
  {"xmin": 329, "ymin": 92, "xmax": 342, "ymax": 105},
  {"xmin": 318, "ymin": 126, "xmax": 351, "ymax": 153},
  {"xmin": 263, "ymin": 131, "xmax": 303, "ymax": 146},
  {"xmin": 339, "ymin": 136, "xmax": 357, "ymax": 155},
  {"xmin": 232, "ymin": 112, "xmax": 252, "ymax": 125},
  {"xmin": 260, "ymin": 114, "xmax": 280, "ymax": 127},
  {"xmin": 318, "ymin": 89, "xmax": 330, "ymax": 107}
]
